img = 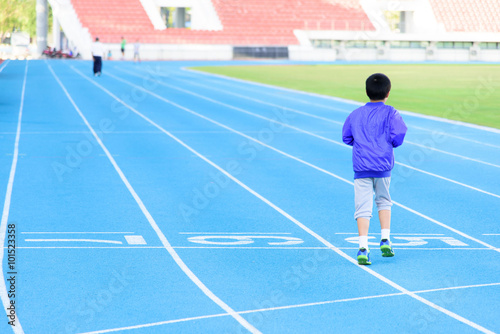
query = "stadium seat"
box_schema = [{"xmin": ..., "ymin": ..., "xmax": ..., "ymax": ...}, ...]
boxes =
[
  {"xmin": 429, "ymin": 0, "xmax": 500, "ymax": 32},
  {"xmin": 71, "ymin": 0, "xmax": 374, "ymax": 45}
]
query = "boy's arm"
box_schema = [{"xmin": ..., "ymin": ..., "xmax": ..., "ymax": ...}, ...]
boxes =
[
  {"xmin": 342, "ymin": 116, "xmax": 354, "ymax": 146},
  {"xmin": 390, "ymin": 110, "xmax": 407, "ymax": 148}
]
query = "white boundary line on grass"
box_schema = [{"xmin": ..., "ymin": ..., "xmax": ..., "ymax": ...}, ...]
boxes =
[
  {"xmin": 0, "ymin": 60, "xmax": 27, "ymax": 334},
  {"xmin": 79, "ymin": 282, "xmax": 500, "ymax": 334},
  {"xmin": 183, "ymin": 67, "xmax": 500, "ymax": 135},
  {"xmin": 113, "ymin": 67, "xmax": 500, "ymax": 198},
  {"xmin": 70, "ymin": 64, "xmax": 495, "ymax": 334},
  {"xmin": 104, "ymin": 69, "xmax": 500, "ymax": 244},
  {"xmin": 48, "ymin": 63, "xmax": 261, "ymax": 334}
]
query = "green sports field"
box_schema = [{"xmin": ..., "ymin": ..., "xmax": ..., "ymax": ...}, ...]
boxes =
[{"xmin": 194, "ymin": 64, "xmax": 500, "ymax": 129}]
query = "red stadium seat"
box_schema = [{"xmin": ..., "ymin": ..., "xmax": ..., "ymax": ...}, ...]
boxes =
[
  {"xmin": 71, "ymin": 0, "xmax": 375, "ymax": 45},
  {"xmin": 429, "ymin": 0, "xmax": 500, "ymax": 32}
]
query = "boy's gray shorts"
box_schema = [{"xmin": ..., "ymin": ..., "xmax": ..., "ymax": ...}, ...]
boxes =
[{"xmin": 354, "ymin": 177, "xmax": 392, "ymax": 220}]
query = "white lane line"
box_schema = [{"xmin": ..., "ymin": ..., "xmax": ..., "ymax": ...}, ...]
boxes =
[
  {"xmin": 392, "ymin": 201, "xmax": 499, "ymax": 253},
  {"xmin": 179, "ymin": 67, "xmax": 500, "ymax": 156},
  {"xmin": 73, "ymin": 66, "xmax": 495, "ymax": 334},
  {"xmin": 10, "ymin": 246, "xmax": 497, "ymax": 250},
  {"xmin": 78, "ymin": 282, "xmax": 500, "ymax": 334},
  {"xmin": 0, "ymin": 60, "xmax": 27, "ymax": 334},
  {"xmin": 335, "ymin": 233, "xmax": 445, "ymax": 235},
  {"xmin": 410, "ymin": 125, "xmax": 500, "ymax": 150},
  {"xmin": 178, "ymin": 71, "xmax": 500, "ymax": 170},
  {"xmin": 405, "ymin": 140, "xmax": 500, "ymax": 169},
  {"xmin": 21, "ymin": 231, "xmax": 135, "ymax": 234},
  {"xmin": 78, "ymin": 312, "xmax": 230, "ymax": 334},
  {"xmin": 104, "ymin": 69, "xmax": 500, "ymax": 253},
  {"xmin": 53, "ymin": 64, "xmax": 261, "ymax": 334},
  {"xmin": 124, "ymin": 235, "xmax": 147, "ymax": 245},
  {"xmin": 416, "ymin": 282, "xmax": 500, "ymax": 294},
  {"xmin": 397, "ymin": 162, "xmax": 500, "ymax": 199},
  {"xmin": 0, "ymin": 131, "xmax": 221, "ymax": 135},
  {"xmin": 24, "ymin": 239, "xmax": 123, "ymax": 244},
  {"xmin": 110, "ymin": 68, "xmax": 500, "ymax": 199},
  {"xmin": 238, "ymin": 282, "xmax": 500, "ymax": 316},
  {"xmin": 15, "ymin": 246, "xmax": 165, "ymax": 249},
  {"xmin": 184, "ymin": 67, "xmax": 500, "ymax": 135},
  {"xmin": 179, "ymin": 232, "xmax": 292, "ymax": 235},
  {"xmin": 0, "ymin": 59, "xmax": 10, "ymax": 72},
  {"xmin": 182, "ymin": 66, "xmax": 365, "ymax": 108},
  {"xmin": 116, "ymin": 67, "xmax": 344, "ymax": 126},
  {"xmin": 180, "ymin": 70, "xmax": 500, "ymax": 151},
  {"xmin": 178, "ymin": 70, "xmax": 351, "ymax": 114}
]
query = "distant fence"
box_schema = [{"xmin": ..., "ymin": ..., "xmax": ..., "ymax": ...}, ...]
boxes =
[{"xmin": 233, "ymin": 46, "xmax": 289, "ymax": 59}]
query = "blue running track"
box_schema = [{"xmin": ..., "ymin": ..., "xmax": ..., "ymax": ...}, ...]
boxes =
[{"xmin": 0, "ymin": 59, "xmax": 499, "ymax": 334}]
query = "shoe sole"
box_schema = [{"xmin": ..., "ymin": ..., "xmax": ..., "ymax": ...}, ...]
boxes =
[
  {"xmin": 380, "ymin": 245, "xmax": 395, "ymax": 257},
  {"xmin": 357, "ymin": 255, "xmax": 371, "ymax": 265}
]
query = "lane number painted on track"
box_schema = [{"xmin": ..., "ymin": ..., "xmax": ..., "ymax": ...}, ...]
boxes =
[
  {"xmin": 187, "ymin": 235, "xmax": 304, "ymax": 246},
  {"xmin": 344, "ymin": 236, "xmax": 469, "ymax": 247}
]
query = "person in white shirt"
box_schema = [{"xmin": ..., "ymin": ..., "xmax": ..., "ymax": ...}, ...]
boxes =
[
  {"xmin": 91, "ymin": 37, "xmax": 105, "ymax": 76},
  {"xmin": 133, "ymin": 39, "xmax": 141, "ymax": 63}
]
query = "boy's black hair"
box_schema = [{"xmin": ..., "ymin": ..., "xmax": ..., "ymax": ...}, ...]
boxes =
[{"xmin": 366, "ymin": 73, "xmax": 391, "ymax": 100}]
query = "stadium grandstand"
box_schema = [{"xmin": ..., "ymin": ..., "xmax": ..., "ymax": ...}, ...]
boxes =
[{"xmin": 43, "ymin": 0, "xmax": 500, "ymax": 61}]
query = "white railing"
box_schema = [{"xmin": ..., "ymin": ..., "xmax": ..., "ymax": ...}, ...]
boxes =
[
  {"xmin": 47, "ymin": 0, "xmax": 93, "ymax": 59},
  {"xmin": 139, "ymin": 0, "xmax": 167, "ymax": 30}
]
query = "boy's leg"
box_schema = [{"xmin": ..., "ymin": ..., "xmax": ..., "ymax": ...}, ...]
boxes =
[
  {"xmin": 354, "ymin": 178, "xmax": 374, "ymax": 264},
  {"xmin": 379, "ymin": 209, "xmax": 391, "ymax": 231},
  {"xmin": 357, "ymin": 217, "xmax": 370, "ymax": 252},
  {"xmin": 374, "ymin": 177, "xmax": 394, "ymax": 257},
  {"xmin": 374, "ymin": 177, "xmax": 392, "ymax": 233},
  {"xmin": 354, "ymin": 178, "xmax": 374, "ymax": 239}
]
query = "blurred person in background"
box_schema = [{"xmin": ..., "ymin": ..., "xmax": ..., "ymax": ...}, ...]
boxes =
[{"xmin": 91, "ymin": 37, "xmax": 104, "ymax": 76}]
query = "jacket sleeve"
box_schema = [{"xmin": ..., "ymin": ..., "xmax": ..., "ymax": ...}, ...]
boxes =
[
  {"xmin": 390, "ymin": 110, "xmax": 407, "ymax": 148},
  {"xmin": 342, "ymin": 115, "xmax": 354, "ymax": 146}
]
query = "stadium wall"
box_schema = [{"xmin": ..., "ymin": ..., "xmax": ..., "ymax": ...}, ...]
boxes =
[
  {"xmin": 44, "ymin": 0, "xmax": 499, "ymax": 62},
  {"xmin": 104, "ymin": 43, "xmax": 232, "ymax": 61},
  {"xmin": 99, "ymin": 43, "xmax": 338, "ymax": 61},
  {"xmin": 98, "ymin": 41, "xmax": 500, "ymax": 62},
  {"xmin": 304, "ymin": 30, "xmax": 500, "ymax": 62},
  {"xmin": 321, "ymin": 44, "xmax": 500, "ymax": 62}
]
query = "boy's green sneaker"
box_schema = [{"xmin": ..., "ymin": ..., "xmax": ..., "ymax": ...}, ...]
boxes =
[
  {"xmin": 380, "ymin": 239, "xmax": 395, "ymax": 257},
  {"xmin": 357, "ymin": 248, "xmax": 371, "ymax": 265}
]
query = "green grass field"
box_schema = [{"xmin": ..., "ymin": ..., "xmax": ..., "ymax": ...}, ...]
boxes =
[{"xmin": 194, "ymin": 64, "xmax": 500, "ymax": 129}]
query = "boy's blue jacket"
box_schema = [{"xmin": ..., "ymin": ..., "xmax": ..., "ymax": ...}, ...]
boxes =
[{"xmin": 342, "ymin": 102, "xmax": 407, "ymax": 179}]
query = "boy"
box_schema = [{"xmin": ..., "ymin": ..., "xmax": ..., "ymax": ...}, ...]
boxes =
[{"xmin": 342, "ymin": 73, "xmax": 407, "ymax": 265}]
